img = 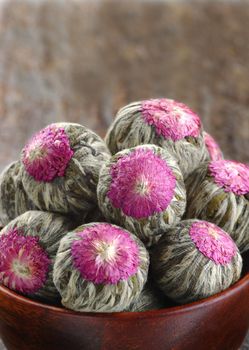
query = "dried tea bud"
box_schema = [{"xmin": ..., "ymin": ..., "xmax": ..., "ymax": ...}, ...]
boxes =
[
  {"xmin": 97, "ymin": 145, "xmax": 186, "ymax": 247},
  {"xmin": 53, "ymin": 223, "xmax": 149, "ymax": 312},
  {"xmin": 185, "ymin": 160, "xmax": 249, "ymax": 253},
  {"xmin": 21, "ymin": 123, "xmax": 110, "ymax": 216},
  {"xmin": 0, "ymin": 161, "xmax": 37, "ymax": 226},
  {"xmin": 151, "ymin": 220, "xmax": 242, "ymax": 304},
  {"xmin": 105, "ymin": 98, "xmax": 208, "ymax": 177}
]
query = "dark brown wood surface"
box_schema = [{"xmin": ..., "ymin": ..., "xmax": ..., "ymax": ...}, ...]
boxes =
[{"xmin": 0, "ymin": 252, "xmax": 249, "ymax": 350}]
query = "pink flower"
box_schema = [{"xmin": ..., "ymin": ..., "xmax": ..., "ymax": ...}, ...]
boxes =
[
  {"xmin": 141, "ymin": 98, "xmax": 201, "ymax": 141},
  {"xmin": 190, "ymin": 221, "xmax": 236, "ymax": 265},
  {"xmin": 204, "ymin": 131, "xmax": 223, "ymax": 161},
  {"xmin": 209, "ymin": 160, "xmax": 249, "ymax": 195},
  {"xmin": 22, "ymin": 125, "xmax": 74, "ymax": 182},
  {"xmin": 0, "ymin": 228, "xmax": 50, "ymax": 294},
  {"xmin": 107, "ymin": 148, "xmax": 176, "ymax": 219},
  {"xmin": 71, "ymin": 223, "xmax": 140, "ymax": 285}
]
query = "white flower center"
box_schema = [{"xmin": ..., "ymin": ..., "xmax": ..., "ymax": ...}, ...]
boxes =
[
  {"xmin": 12, "ymin": 259, "xmax": 31, "ymax": 278},
  {"xmin": 28, "ymin": 143, "xmax": 47, "ymax": 162},
  {"xmin": 225, "ymin": 163, "xmax": 239, "ymax": 176},
  {"xmin": 135, "ymin": 176, "xmax": 150, "ymax": 196},
  {"xmin": 208, "ymin": 228, "xmax": 219, "ymax": 240},
  {"xmin": 154, "ymin": 111, "xmax": 163, "ymax": 120},
  {"xmin": 173, "ymin": 107, "xmax": 188, "ymax": 124},
  {"xmin": 95, "ymin": 241, "xmax": 117, "ymax": 263}
]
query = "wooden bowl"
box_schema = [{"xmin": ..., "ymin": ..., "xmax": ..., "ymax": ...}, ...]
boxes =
[{"xmin": 0, "ymin": 252, "xmax": 249, "ymax": 350}]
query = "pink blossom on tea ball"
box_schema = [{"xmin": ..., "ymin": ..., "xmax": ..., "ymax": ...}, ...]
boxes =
[
  {"xmin": 97, "ymin": 145, "xmax": 186, "ymax": 247},
  {"xmin": 189, "ymin": 221, "xmax": 237, "ymax": 265},
  {"xmin": 22, "ymin": 125, "xmax": 74, "ymax": 182},
  {"xmin": 209, "ymin": 160, "xmax": 249, "ymax": 196},
  {"xmin": 0, "ymin": 228, "xmax": 50, "ymax": 294},
  {"xmin": 71, "ymin": 223, "xmax": 140, "ymax": 284},
  {"xmin": 108, "ymin": 148, "xmax": 176, "ymax": 219},
  {"xmin": 141, "ymin": 98, "xmax": 201, "ymax": 141}
]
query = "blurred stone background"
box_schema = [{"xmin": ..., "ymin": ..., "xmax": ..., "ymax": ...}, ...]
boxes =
[
  {"xmin": 0, "ymin": 0, "xmax": 249, "ymax": 170},
  {"xmin": 0, "ymin": 2, "xmax": 249, "ymax": 349}
]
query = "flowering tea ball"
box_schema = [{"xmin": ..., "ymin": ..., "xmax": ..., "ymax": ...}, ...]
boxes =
[
  {"xmin": 105, "ymin": 98, "xmax": 208, "ymax": 177},
  {"xmin": 53, "ymin": 223, "xmax": 149, "ymax": 312},
  {"xmin": 151, "ymin": 220, "xmax": 242, "ymax": 304},
  {"xmin": 97, "ymin": 145, "xmax": 186, "ymax": 247},
  {"xmin": 0, "ymin": 161, "xmax": 37, "ymax": 226},
  {"xmin": 21, "ymin": 123, "xmax": 110, "ymax": 216},
  {"xmin": 0, "ymin": 211, "xmax": 74, "ymax": 302},
  {"xmin": 203, "ymin": 131, "xmax": 223, "ymax": 161},
  {"xmin": 185, "ymin": 160, "xmax": 249, "ymax": 253}
]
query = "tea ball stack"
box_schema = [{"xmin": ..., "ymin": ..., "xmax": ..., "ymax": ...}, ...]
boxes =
[
  {"xmin": 203, "ymin": 131, "xmax": 223, "ymax": 161},
  {"xmin": 151, "ymin": 220, "xmax": 242, "ymax": 304},
  {"xmin": 20, "ymin": 122, "xmax": 110, "ymax": 217},
  {"xmin": 105, "ymin": 98, "xmax": 209, "ymax": 177},
  {"xmin": 0, "ymin": 211, "xmax": 75, "ymax": 302},
  {"xmin": 0, "ymin": 161, "xmax": 37, "ymax": 226},
  {"xmin": 53, "ymin": 223, "xmax": 149, "ymax": 312},
  {"xmin": 0, "ymin": 98, "xmax": 246, "ymax": 313},
  {"xmin": 97, "ymin": 144, "xmax": 186, "ymax": 246},
  {"xmin": 185, "ymin": 160, "xmax": 249, "ymax": 252}
]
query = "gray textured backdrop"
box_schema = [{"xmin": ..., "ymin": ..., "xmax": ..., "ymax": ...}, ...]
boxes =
[
  {"xmin": 0, "ymin": 0, "xmax": 249, "ymax": 170},
  {"xmin": 0, "ymin": 0, "xmax": 249, "ymax": 349}
]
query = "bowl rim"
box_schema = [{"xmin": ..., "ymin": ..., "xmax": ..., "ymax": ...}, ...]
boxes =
[{"xmin": 1, "ymin": 267, "xmax": 249, "ymax": 320}]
